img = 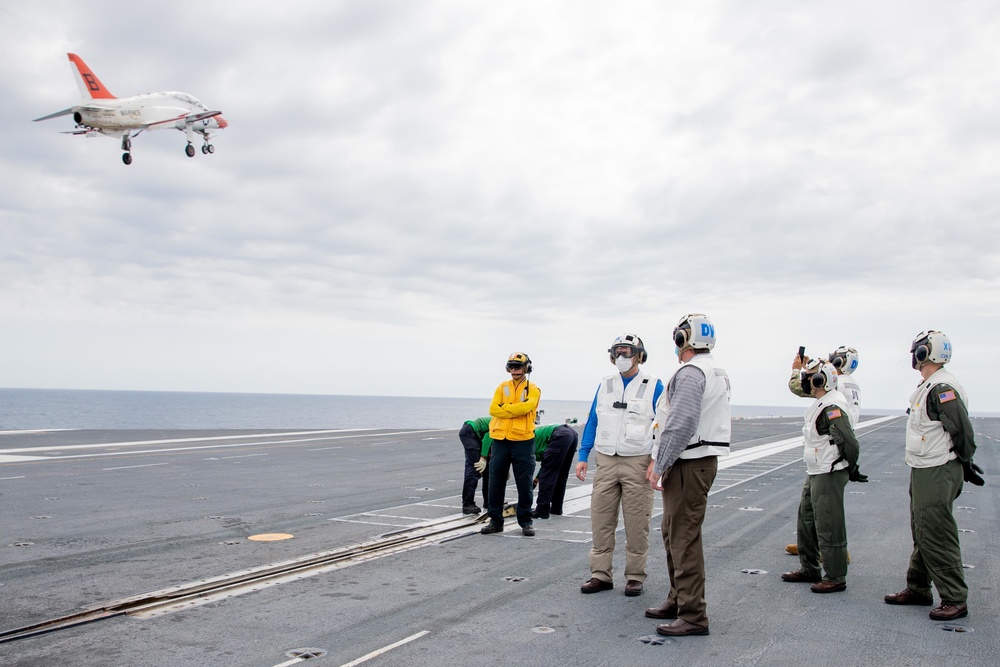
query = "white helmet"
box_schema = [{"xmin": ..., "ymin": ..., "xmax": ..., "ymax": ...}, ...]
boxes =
[
  {"xmin": 829, "ymin": 346, "xmax": 859, "ymax": 374},
  {"xmin": 801, "ymin": 359, "xmax": 837, "ymax": 394},
  {"xmin": 910, "ymin": 330, "xmax": 952, "ymax": 369},
  {"xmin": 608, "ymin": 333, "xmax": 647, "ymax": 363},
  {"xmin": 673, "ymin": 313, "xmax": 715, "ymax": 351}
]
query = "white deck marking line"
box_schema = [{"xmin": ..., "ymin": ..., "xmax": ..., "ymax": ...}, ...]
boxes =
[
  {"xmin": 337, "ymin": 631, "xmax": 430, "ymax": 667},
  {"xmin": 0, "ymin": 455, "xmax": 48, "ymax": 463},
  {"xmin": 102, "ymin": 463, "xmax": 171, "ymax": 471},
  {"xmin": 0, "ymin": 475, "xmax": 27, "ymax": 480},
  {"xmin": 0, "ymin": 428, "xmax": 449, "ymax": 455},
  {"xmin": 206, "ymin": 453, "xmax": 270, "ymax": 460},
  {"xmin": 550, "ymin": 417, "xmax": 900, "ymax": 519},
  {"xmin": 0, "ymin": 433, "xmax": 447, "ymax": 462},
  {"xmin": 328, "ymin": 518, "xmax": 412, "ymax": 527},
  {"xmin": 0, "ymin": 429, "xmax": 70, "ymax": 435}
]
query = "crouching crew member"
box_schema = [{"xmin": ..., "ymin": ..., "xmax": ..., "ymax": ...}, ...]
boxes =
[
  {"xmin": 459, "ymin": 417, "xmax": 492, "ymax": 514},
  {"xmin": 532, "ymin": 424, "xmax": 579, "ymax": 519}
]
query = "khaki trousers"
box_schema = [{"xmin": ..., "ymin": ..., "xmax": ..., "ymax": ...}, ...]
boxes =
[
  {"xmin": 589, "ymin": 452, "xmax": 653, "ymax": 582},
  {"xmin": 661, "ymin": 456, "xmax": 717, "ymax": 627}
]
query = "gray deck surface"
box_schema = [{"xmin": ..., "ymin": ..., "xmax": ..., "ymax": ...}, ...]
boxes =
[{"xmin": 1, "ymin": 416, "xmax": 997, "ymax": 666}]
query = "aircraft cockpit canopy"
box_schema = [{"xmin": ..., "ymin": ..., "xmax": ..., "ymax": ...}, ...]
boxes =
[{"xmin": 168, "ymin": 92, "xmax": 208, "ymax": 110}]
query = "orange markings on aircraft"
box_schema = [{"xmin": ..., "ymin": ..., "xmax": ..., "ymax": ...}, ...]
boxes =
[{"xmin": 68, "ymin": 53, "xmax": 115, "ymax": 99}]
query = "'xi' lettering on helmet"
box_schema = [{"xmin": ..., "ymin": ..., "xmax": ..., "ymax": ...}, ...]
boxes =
[{"xmin": 910, "ymin": 331, "xmax": 952, "ymax": 369}]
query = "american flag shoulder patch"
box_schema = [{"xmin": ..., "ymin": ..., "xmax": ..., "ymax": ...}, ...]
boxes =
[
  {"xmin": 826, "ymin": 407, "xmax": 842, "ymax": 420},
  {"xmin": 938, "ymin": 390, "xmax": 957, "ymax": 403}
]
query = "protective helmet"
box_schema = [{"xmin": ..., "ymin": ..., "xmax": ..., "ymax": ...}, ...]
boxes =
[
  {"xmin": 608, "ymin": 333, "xmax": 647, "ymax": 363},
  {"xmin": 673, "ymin": 313, "xmax": 715, "ymax": 351},
  {"xmin": 829, "ymin": 346, "xmax": 859, "ymax": 374},
  {"xmin": 801, "ymin": 358, "xmax": 837, "ymax": 394},
  {"xmin": 506, "ymin": 352, "xmax": 532, "ymax": 373},
  {"xmin": 910, "ymin": 331, "xmax": 952, "ymax": 369}
]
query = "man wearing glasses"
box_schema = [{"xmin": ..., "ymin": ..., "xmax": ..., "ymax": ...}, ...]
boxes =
[{"xmin": 576, "ymin": 334, "xmax": 663, "ymax": 597}]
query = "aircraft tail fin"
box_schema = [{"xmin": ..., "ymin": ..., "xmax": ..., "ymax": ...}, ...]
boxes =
[{"xmin": 67, "ymin": 53, "xmax": 116, "ymax": 99}]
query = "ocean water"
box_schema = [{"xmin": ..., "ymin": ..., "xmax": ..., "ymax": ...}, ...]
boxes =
[{"xmin": 0, "ymin": 388, "xmax": 812, "ymax": 431}]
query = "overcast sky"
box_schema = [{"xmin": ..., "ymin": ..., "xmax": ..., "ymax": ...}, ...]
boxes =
[{"xmin": 2, "ymin": 1, "xmax": 998, "ymax": 412}]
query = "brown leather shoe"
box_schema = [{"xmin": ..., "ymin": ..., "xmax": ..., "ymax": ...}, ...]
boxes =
[
  {"xmin": 884, "ymin": 589, "xmax": 933, "ymax": 606},
  {"xmin": 655, "ymin": 619, "xmax": 709, "ymax": 636},
  {"xmin": 580, "ymin": 577, "xmax": 613, "ymax": 594},
  {"xmin": 929, "ymin": 602, "xmax": 968, "ymax": 621},
  {"xmin": 624, "ymin": 580, "xmax": 643, "ymax": 597},
  {"xmin": 810, "ymin": 580, "xmax": 847, "ymax": 594},
  {"xmin": 645, "ymin": 601, "xmax": 678, "ymax": 619},
  {"xmin": 781, "ymin": 570, "xmax": 822, "ymax": 583},
  {"xmin": 785, "ymin": 543, "xmax": 798, "ymax": 555}
]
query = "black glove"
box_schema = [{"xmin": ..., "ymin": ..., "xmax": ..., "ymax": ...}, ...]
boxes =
[
  {"xmin": 848, "ymin": 466, "xmax": 868, "ymax": 483},
  {"xmin": 962, "ymin": 461, "xmax": 985, "ymax": 486}
]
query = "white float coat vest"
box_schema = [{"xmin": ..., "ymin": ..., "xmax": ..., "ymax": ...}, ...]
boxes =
[
  {"xmin": 835, "ymin": 374, "xmax": 861, "ymax": 427},
  {"xmin": 906, "ymin": 369, "xmax": 967, "ymax": 469},
  {"xmin": 678, "ymin": 353, "xmax": 731, "ymax": 460},
  {"xmin": 802, "ymin": 389, "xmax": 851, "ymax": 475},
  {"xmin": 593, "ymin": 371, "xmax": 658, "ymax": 457}
]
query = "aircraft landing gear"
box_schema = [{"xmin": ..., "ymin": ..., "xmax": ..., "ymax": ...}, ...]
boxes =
[
  {"xmin": 185, "ymin": 143, "xmax": 196, "ymax": 158},
  {"xmin": 200, "ymin": 142, "xmax": 215, "ymax": 155},
  {"xmin": 120, "ymin": 135, "xmax": 133, "ymax": 165}
]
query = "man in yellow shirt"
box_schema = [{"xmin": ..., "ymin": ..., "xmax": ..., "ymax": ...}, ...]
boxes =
[{"xmin": 481, "ymin": 352, "xmax": 541, "ymax": 537}]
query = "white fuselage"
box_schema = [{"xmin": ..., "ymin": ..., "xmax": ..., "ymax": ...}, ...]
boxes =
[{"xmin": 75, "ymin": 91, "xmax": 226, "ymax": 135}]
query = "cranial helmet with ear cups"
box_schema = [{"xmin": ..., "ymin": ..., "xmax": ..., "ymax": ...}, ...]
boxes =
[
  {"xmin": 829, "ymin": 346, "xmax": 859, "ymax": 374},
  {"xmin": 910, "ymin": 331, "xmax": 952, "ymax": 369},
  {"xmin": 673, "ymin": 313, "xmax": 715, "ymax": 351},
  {"xmin": 506, "ymin": 352, "xmax": 533, "ymax": 373},
  {"xmin": 608, "ymin": 333, "xmax": 647, "ymax": 364},
  {"xmin": 801, "ymin": 358, "xmax": 837, "ymax": 394}
]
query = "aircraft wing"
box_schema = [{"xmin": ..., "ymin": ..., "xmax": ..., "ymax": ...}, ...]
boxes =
[
  {"xmin": 143, "ymin": 109, "xmax": 223, "ymax": 129},
  {"xmin": 184, "ymin": 110, "xmax": 223, "ymax": 123},
  {"xmin": 34, "ymin": 104, "xmax": 116, "ymax": 122},
  {"xmin": 59, "ymin": 129, "xmax": 108, "ymax": 138},
  {"xmin": 33, "ymin": 108, "xmax": 74, "ymax": 122}
]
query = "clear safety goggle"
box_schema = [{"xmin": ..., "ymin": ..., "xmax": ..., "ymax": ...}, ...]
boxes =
[{"xmin": 611, "ymin": 345, "xmax": 637, "ymax": 358}]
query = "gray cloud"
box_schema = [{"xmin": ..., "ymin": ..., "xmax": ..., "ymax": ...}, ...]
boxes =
[{"xmin": 2, "ymin": 1, "xmax": 998, "ymax": 411}]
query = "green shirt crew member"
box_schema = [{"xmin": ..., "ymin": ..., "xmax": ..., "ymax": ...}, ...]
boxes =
[
  {"xmin": 530, "ymin": 424, "xmax": 579, "ymax": 518},
  {"xmin": 459, "ymin": 417, "xmax": 493, "ymax": 514}
]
